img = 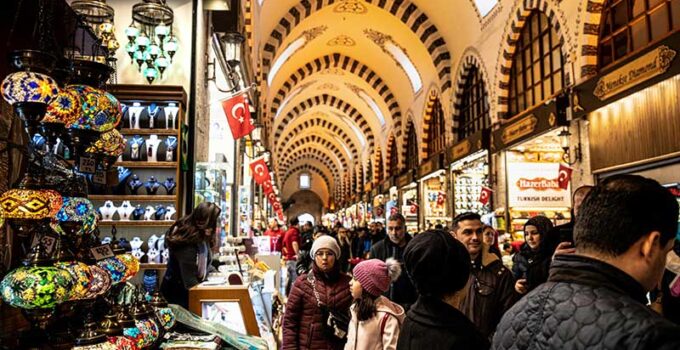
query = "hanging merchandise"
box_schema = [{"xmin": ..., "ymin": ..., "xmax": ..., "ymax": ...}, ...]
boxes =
[
  {"xmin": 70, "ymin": 0, "xmax": 120, "ymax": 61},
  {"xmin": 125, "ymin": 0, "xmax": 178, "ymax": 83}
]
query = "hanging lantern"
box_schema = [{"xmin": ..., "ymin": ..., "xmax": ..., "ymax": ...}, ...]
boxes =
[
  {"xmin": 55, "ymin": 197, "xmax": 97, "ymax": 236},
  {"xmin": 134, "ymin": 33, "xmax": 150, "ymax": 53},
  {"xmin": 96, "ymin": 256, "xmax": 128, "ymax": 284},
  {"xmin": 154, "ymin": 24, "xmax": 170, "ymax": 42},
  {"xmin": 0, "ymin": 265, "xmax": 73, "ymax": 309},
  {"xmin": 55, "ymin": 261, "xmax": 93, "ymax": 301},
  {"xmin": 133, "ymin": 51, "xmax": 145, "ymax": 69},
  {"xmin": 125, "ymin": 43, "xmax": 137, "ymax": 61},
  {"xmin": 154, "ymin": 55, "xmax": 169, "ymax": 77},
  {"xmin": 125, "ymin": 23, "xmax": 140, "ymax": 42},
  {"xmin": 0, "ymin": 189, "xmax": 63, "ymax": 220},
  {"xmin": 148, "ymin": 44, "xmax": 161, "ymax": 61},
  {"xmin": 143, "ymin": 67, "xmax": 158, "ymax": 84},
  {"xmin": 164, "ymin": 36, "xmax": 178, "ymax": 62}
]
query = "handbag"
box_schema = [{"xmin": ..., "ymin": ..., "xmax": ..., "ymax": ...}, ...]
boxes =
[{"xmin": 307, "ymin": 272, "xmax": 350, "ymax": 341}]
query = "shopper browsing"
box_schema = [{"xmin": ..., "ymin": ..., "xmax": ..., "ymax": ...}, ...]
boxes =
[{"xmin": 345, "ymin": 258, "xmax": 405, "ymax": 350}]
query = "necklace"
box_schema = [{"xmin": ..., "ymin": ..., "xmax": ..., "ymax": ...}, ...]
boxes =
[
  {"xmin": 147, "ymin": 103, "xmax": 159, "ymax": 128},
  {"xmin": 165, "ymin": 136, "xmax": 177, "ymax": 162},
  {"xmin": 146, "ymin": 135, "xmax": 161, "ymax": 162},
  {"xmin": 128, "ymin": 106, "xmax": 144, "ymax": 129},
  {"xmin": 99, "ymin": 200, "xmax": 117, "ymax": 221},
  {"xmin": 130, "ymin": 136, "xmax": 145, "ymax": 160},
  {"xmin": 164, "ymin": 104, "xmax": 178, "ymax": 129}
]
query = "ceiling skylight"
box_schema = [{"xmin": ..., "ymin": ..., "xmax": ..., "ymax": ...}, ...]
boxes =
[
  {"xmin": 268, "ymin": 37, "xmax": 305, "ymax": 86},
  {"xmin": 474, "ymin": 0, "xmax": 498, "ymax": 17},
  {"xmin": 359, "ymin": 91, "xmax": 386, "ymax": 127},
  {"xmin": 386, "ymin": 42, "xmax": 422, "ymax": 93}
]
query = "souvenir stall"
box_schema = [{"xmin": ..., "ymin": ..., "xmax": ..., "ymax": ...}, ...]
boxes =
[
  {"xmin": 493, "ymin": 103, "xmax": 572, "ymax": 240},
  {"xmin": 371, "ymin": 189, "xmax": 386, "ymax": 224},
  {"xmin": 448, "ymin": 130, "xmax": 492, "ymax": 219},
  {"xmin": 384, "ymin": 181, "xmax": 399, "ymax": 222},
  {"xmin": 417, "ymin": 154, "xmax": 448, "ymax": 230},
  {"xmin": 396, "ymin": 171, "xmax": 419, "ymax": 234}
]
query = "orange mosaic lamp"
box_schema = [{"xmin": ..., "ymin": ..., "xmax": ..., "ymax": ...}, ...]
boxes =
[
  {"xmin": 85, "ymin": 129, "xmax": 126, "ymax": 158},
  {"xmin": 0, "ymin": 189, "xmax": 63, "ymax": 220}
]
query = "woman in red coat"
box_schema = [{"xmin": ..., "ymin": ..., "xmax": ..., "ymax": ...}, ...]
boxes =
[{"xmin": 283, "ymin": 236, "xmax": 353, "ymax": 350}]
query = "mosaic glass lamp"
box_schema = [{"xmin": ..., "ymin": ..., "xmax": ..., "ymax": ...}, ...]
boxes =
[
  {"xmin": 1, "ymin": 71, "xmax": 59, "ymax": 136},
  {"xmin": 67, "ymin": 85, "xmax": 121, "ymax": 132},
  {"xmin": 107, "ymin": 336, "xmax": 138, "ymax": 350},
  {"xmin": 96, "ymin": 256, "xmax": 128, "ymax": 284},
  {"xmin": 148, "ymin": 291, "xmax": 175, "ymax": 331},
  {"xmin": 123, "ymin": 302, "xmax": 161, "ymax": 349},
  {"xmin": 55, "ymin": 197, "xmax": 98, "ymax": 236},
  {"xmin": 85, "ymin": 129, "xmax": 126, "ymax": 170},
  {"xmin": 85, "ymin": 264, "xmax": 113, "ymax": 299},
  {"xmin": 0, "ymin": 189, "xmax": 63, "ymax": 220},
  {"xmin": 41, "ymin": 87, "xmax": 82, "ymax": 151},
  {"xmin": 116, "ymin": 253, "xmax": 140, "ymax": 282},
  {"xmin": 55, "ymin": 261, "xmax": 93, "ymax": 301}
]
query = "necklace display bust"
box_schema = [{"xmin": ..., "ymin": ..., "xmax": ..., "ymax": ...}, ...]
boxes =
[
  {"xmin": 146, "ymin": 135, "xmax": 161, "ymax": 162},
  {"xmin": 118, "ymin": 200, "xmax": 135, "ymax": 221},
  {"xmin": 162, "ymin": 177, "xmax": 176, "ymax": 195},
  {"xmin": 144, "ymin": 205, "xmax": 155, "ymax": 221},
  {"xmin": 99, "ymin": 200, "xmax": 118, "ymax": 221},
  {"xmin": 164, "ymin": 205, "xmax": 176, "ymax": 221},
  {"xmin": 130, "ymin": 135, "xmax": 145, "ymax": 160},
  {"xmin": 132, "ymin": 205, "xmax": 145, "ymax": 220},
  {"xmin": 145, "ymin": 176, "xmax": 161, "ymax": 195},
  {"xmin": 128, "ymin": 174, "xmax": 143, "ymax": 194}
]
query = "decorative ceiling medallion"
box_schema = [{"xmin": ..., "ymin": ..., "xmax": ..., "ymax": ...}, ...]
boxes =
[
  {"xmin": 302, "ymin": 25, "xmax": 329, "ymax": 42},
  {"xmin": 334, "ymin": 1, "xmax": 368, "ymax": 14},
  {"xmin": 344, "ymin": 83, "xmax": 363, "ymax": 95},
  {"xmin": 327, "ymin": 35, "xmax": 356, "ymax": 47},
  {"xmin": 364, "ymin": 28, "xmax": 390, "ymax": 47},
  {"xmin": 320, "ymin": 68, "xmax": 345, "ymax": 75},
  {"xmin": 317, "ymin": 83, "xmax": 339, "ymax": 91}
]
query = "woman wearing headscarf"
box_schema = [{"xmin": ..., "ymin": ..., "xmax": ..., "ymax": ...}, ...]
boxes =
[
  {"xmin": 512, "ymin": 215, "xmax": 554, "ymax": 295},
  {"xmin": 161, "ymin": 202, "xmax": 222, "ymax": 308},
  {"xmin": 283, "ymin": 236, "xmax": 353, "ymax": 350}
]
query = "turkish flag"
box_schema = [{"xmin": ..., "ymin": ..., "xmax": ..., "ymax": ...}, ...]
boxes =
[
  {"xmin": 479, "ymin": 186, "xmax": 492, "ymax": 205},
  {"xmin": 262, "ymin": 179, "xmax": 274, "ymax": 195},
  {"xmin": 557, "ymin": 164, "xmax": 573, "ymax": 190},
  {"xmin": 221, "ymin": 93, "xmax": 255, "ymax": 140},
  {"xmin": 267, "ymin": 192, "xmax": 277, "ymax": 204},
  {"xmin": 436, "ymin": 191, "xmax": 446, "ymax": 207},
  {"xmin": 249, "ymin": 157, "xmax": 271, "ymax": 184}
]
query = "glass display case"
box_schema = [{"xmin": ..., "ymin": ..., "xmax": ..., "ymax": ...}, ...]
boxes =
[{"xmin": 195, "ymin": 162, "xmax": 232, "ymax": 241}]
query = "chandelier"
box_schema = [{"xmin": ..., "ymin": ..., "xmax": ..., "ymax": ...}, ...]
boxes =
[
  {"xmin": 70, "ymin": 0, "xmax": 120, "ymax": 60},
  {"xmin": 125, "ymin": 0, "xmax": 178, "ymax": 84}
]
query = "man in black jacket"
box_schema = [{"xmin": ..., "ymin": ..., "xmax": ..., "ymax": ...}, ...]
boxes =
[
  {"xmin": 493, "ymin": 175, "xmax": 680, "ymax": 350},
  {"xmin": 369, "ymin": 213, "xmax": 418, "ymax": 310}
]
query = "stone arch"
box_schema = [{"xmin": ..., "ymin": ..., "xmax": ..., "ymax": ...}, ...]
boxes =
[
  {"xmin": 276, "ymin": 117, "xmax": 360, "ymax": 161},
  {"xmin": 278, "ymin": 147, "xmax": 343, "ymax": 180},
  {"xmin": 401, "ymin": 116, "xmax": 420, "ymax": 170},
  {"xmin": 281, "ymin": 138, "xmax": 350, "ymax": 170},
  {"xmin": 271, "ymin": 53, "xmax": 403, "ymax": 133},
  {"xmin": 577, "ymin": 0, "xmax": 606, "ymax": 79},
  {"xmin": 495, "ymin": 0, "xmax": 574, "ymax": 122},
  {"xmin": 386, "ymin": 132, "xmax": 399, "ymax": 177},
  {"xmin": 262, "ymin": 0, "xmax": 452, "ymax": 94},
  {"xmin": 285, "ymin": 190, "xmax": 325, "ymax": 223},
  {"xmin": 280, "ymin": 154, "xmax": 344, "ymax": 194},
  {"xmin": 283, "ymin": 164, "xmax": 334, "ymax": 193},
  {"xmin": 421, "ymin": 88, "xmax": 445, "ymax": 159},
  {"xmin": 373, "ymin": 146, "xmax": 384, "ymax": 185},
  {"xmin": 273, "ymin": 94, "xmax": 376, "ymax": 150},
  {"xmin": 451, "ymin": 47, "xmax": 492, "ymax": 138}
]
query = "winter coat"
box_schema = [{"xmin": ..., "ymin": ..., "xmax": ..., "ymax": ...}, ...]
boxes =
[
  {"xmin": 460, "ymin": 244, "xmax": 518, "ymax": 340},
  {"xmin": 345, "ymin": 296, "xmax": 405, "ymax": 350},
  {"xmin": 492, "ymin": 254, "xmax": 680, "ymax": 350},
  {"xmin": 283, "ymin": 263, "xmax": 353, "ymax": 350},
  {"xmin": 161, "ymin": 241, "xmax": 213, "ymax": 309},
  {"xmin": 369, "ymin": 236, "xmax": 417, "ymax": 310},
  {"xmin": 511, "ymin": 243, "xmax": 551, "ymax": 292},
  {"xmin": 396, "ymin": 295, "xmax": 489, "ymax": 350}
]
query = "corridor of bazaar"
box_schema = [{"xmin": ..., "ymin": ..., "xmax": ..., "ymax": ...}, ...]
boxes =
[{"xmin": 1, "ymin": 0, "xmax": 680, "ymax": 349}]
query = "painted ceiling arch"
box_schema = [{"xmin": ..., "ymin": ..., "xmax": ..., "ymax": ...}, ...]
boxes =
[
  {"xmin": 269, "ymin": 53, "xmax": 402, "ymax": 130},
  {"xmin": 282, "ymin": 167, "xmax": 332, "ymax": 205},
  {"xmin": 279, "ymin": 128, "xmax": 359, "ymax": 165},
  {"xmin": 278, "ymin": 146, "xmax": 344, "ymax": 182},
  {"xmin": 283, "ymin": 163, "xmax": 336, "ymax": 192},
  {"xmin": 280, "ymin": 134, "xmax": 353, "ymax": 170},
  {"xmin": 277, "ymin": 116, "xmax": 361, "ymax": 162},
  {"xmin": 260, "ymin": 0, "xmax": 452, "ymax": 95},
  {"xmin": 281, "ymin": 155, "xmax": 342, "ymax": 194}
]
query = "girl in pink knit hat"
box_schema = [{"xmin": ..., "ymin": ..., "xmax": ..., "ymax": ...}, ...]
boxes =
[{"xmin": 345, "ymin": 258, "xmax": 405, "ymax": 350}]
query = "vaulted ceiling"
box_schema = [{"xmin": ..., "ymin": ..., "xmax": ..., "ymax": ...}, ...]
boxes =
[{"xmin": 254, "ymin": 0, "xmax": 495, "ymax": 208}]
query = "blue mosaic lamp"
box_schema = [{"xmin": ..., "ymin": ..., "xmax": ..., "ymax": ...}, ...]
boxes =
[{"xmin": 1, "ymin": 71, "xmax": 59, "ymax": 137}]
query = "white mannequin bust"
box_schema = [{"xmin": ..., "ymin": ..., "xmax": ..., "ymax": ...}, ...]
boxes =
[
  {"xmin": 164, "ymin": 104, "xmax": 179, "ymax": 129},
  {"xmin": 148, "ymin": 234, "xmax": 159, "ymax": 250},
  {"xmin": 129, "ymin": 237, "xmax": 144, "ymax": 250},
  {"xmin": 128, "ymin": 104, "xmax": 144, "ymax": 129},
  {"xmin": 99, "ymin": 201, "xmax": 118, "ymax": 221},
  {"xmin": 101, "ymin": 236, "xmax": 112, "ymax": 245},
  {"xmin": 161, "ymin": 249, "xmax": 169, "ymax": 263},
  {"xmin": 118, "ymin": 201, "xmax": 135, "ymax": 221},
  {"xmin": 144, "ymin": 206, "xmax": 155, "ymax": 221},
  {"xmin": 131, "ymin": 249, "xmax": 145, "ymax": 261},
  {"xmin": 164, "ymin": 205, "xmax": 176, "ymax": 221},
  {"xmin": 147, "ymin": 248, "xmax": 160, "ymax": 263},
  {"xmin": 146, "ymin": 135, "xmax": 161, "ymax": 162}
]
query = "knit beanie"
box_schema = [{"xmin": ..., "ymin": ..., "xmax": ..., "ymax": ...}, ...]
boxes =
[
  {"xmin": 353, "ymin": 258, "xmax": 401, "ymax": 296},
  {"xmin": 310, "ymin": 235, "xmax": 341, "ymax": 258}
]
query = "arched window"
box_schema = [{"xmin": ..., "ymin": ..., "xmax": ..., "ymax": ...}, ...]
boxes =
[
  {"xmin": 508, "ymin": 11, "xmax": 564, "ymax": 117},
  {"xmin": 388, "ymin": 137, "xmax": 399, "ymax": 177},
  {"xmin": 406, "ymin": 125, "xmax": 419, "ymax": 169},
  {"xmin": 427, "ymin": 98, "xmax": 447, "ymax": 156},
  {"xmin": 599, "ymin": 0, "xmax": 680, "ymax": 68},
  {"xmin": 455, "ymin": 65, "xmax": 490, "ymax": 141},
  {"xmin": 299, "ymin": 173, "xmax": 311, "ymax": 189}
]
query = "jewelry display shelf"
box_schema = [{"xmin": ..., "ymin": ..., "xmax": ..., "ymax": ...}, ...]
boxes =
[
  {"xmin": 140, "ymin": 263, "xmax": 167, "ymax": 269},
  {"xmin": 98, "ymin": 220, "xmax": 175, "ymax": 227},
  {"xmin": 120, "ymin": 128, "xmax": 178, "ymax": 135},
  {"xmin": 89, "ymin": 195, "xmax": 176, "ymax": 201},
  {"xmin": 115, "ymin": 161, "xmax": 177, "ymax": 168}
]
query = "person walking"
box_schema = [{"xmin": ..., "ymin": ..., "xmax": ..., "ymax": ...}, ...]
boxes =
[
  {"xmin": 512, "ymin": 216, "xmax": 554, "ymax": 295},
  {"xmin": 264, "ymin": 218, "xmax": 284, "ymax": 253},
  {"xmin": 453, "ymin": 212, "xmax": 517, "ymax": 340},
  {"xmin": 345, "ymin": 258, "xmax": 404, "ymax": 350},
  {"xmin": 369, "ymin": 213, "xmax": 418, "ymax": 310},
  {"xmin": 283, "ymin": 217, "xmax": 301, "ymax": 295},
  {"xmin": 161, "ymin": 202, "xmax": 221, "ymax": 308},
  {"xmin": 283, "ymin": 236, "xmax": 353, "ymax": 350},
  {"xmin": 492, "ymin": 175, "xmax": 680, "ymax": 350},
  {"xmin": 397, "ymin": 230, "xmax": 489, "ymax": 350},
  {"xmin": 337, "ymin": 227, "xmax": 353, "ymax": 273}
]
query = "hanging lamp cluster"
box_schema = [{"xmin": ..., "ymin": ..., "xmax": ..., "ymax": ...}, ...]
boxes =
[
  {"xmin": 70, "ymin": 0, "xmax": 120, "ymax": 60},
  {"xmin": 125, "ymin": 0, "xmax": 178, "ymax": 84}
]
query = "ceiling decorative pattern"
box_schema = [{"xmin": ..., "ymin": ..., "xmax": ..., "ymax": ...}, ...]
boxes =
[
  {"xmin": 282, "ymin": 135, "xmax": 351, "ymax": 169},
  {"xmin": 317, "ymin": 82, "xmax": 339, "ymax": 91},
  {"xmin": 276, "ymin": 116, "xmax": 360, "ymax": 161},
  {"xmin": 327, "ymin": 35, "xmax": 356, "ymax": 47},
  {"xmin": 283, "ymin": 164, "xmax": 334, "ymax": 193},
  {"xmin": 333, "ymin": 0, "xmax": 369, "ymax": 14}
]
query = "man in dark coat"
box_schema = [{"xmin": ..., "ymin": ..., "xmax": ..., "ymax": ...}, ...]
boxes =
[
  {"xmin": 492, "ymin": 175, "xmax": 680, "ymax": 350},
  {"xmin": 369, "ymin": 213, "xmax": 418, "ymax": 310},
  {"xmin": 453, "ymin": 212, "xmax": 517, "ymax": 340},
  {"xmin": 546, "ymin": 185, "xmax": 593, "ymax": 257},
  {"xmin": 397, "ymin": 230, "xmax": 489, "ymax": 350}
]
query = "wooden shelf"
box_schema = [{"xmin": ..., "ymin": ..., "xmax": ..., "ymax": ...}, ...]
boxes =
[
  {"xmin": 120, "ymin": 128, "xmax": 178, "ymax": 135},
  {"xmin": 98, "ymin": 220, "xmax": 174, "ymax": 227},
  {"xmin": 89, "ymin": 195, "xmax": 176, "ymax": 201},
  {"xmin": 141, "ymin": 263, "xmax": 167, "ymax": 269},
  {"xmin": 116, "ymin": 161, "xmax": 177, "ymax": 168}
]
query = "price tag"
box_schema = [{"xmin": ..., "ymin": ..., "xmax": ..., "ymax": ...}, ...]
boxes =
[
  {"xmin": 93, "ymin": 171, "xmax": 107, "ymax": 185},
  {"xmin": 90, "ymin": 244, "xmax": 115, "ymax": 261},
  {"xmin": 79, "ymin": 156, "xmax": 97, "ymax": 174},
  {"xmin": 31, "ymin": 234, "xmax": 57, "ymax": 255}
]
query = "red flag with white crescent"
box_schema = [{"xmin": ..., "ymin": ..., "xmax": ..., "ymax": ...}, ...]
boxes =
[
  {"xmin": 249, "ymin": 157, "xmax": 271, "ymax": 184},
  {"xmin": 479, "ymin": 186, "xmax": 492, "ymax": 205},
  {"xmin": 221, "ymin": 93, "xmax": 255, "ymax": 140},
  {"xmin": 262, "ymin": 179, "xmax": 274, "ymax": 195},
  {"xmin": 267, "ymin": 192, "xmax": 277, "ymax": 204},
  {"xmin": 557, "ymin": 164, "xmax": 573, "ymax": 190}
]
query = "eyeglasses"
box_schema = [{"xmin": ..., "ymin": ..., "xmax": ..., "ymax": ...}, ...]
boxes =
[{"xmin": 315, "ymin": 251, "xmax": 335, "ymax": 258}]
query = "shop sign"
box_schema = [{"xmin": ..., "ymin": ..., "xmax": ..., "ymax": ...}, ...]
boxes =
[
  {"xmin": 502, "ymin": 115, "xmax": 538, "ymax": 145},
  {"xmin": 451, "ymin": 140, "xmax": 471, "ymax": 161},
  {"xmin": 397, "ymin": 172, "xmax": 413, "ymax": 188},
  {"xmin": 492, "ymin": 98, "xmax": 567, "ymax": 151},
  {"xmin": 594, "ymin": 46, "xmax": 676, "ymax": 101},
  {"xmin": 507, "ymin": 162, "xmax": 571, "ymax": 208},
  {"xmin": 418, "ymin": 154, "xmax": 443, "ymax": 178},
  {"xmin": 448, "ymin": 129, "xmax": 490, "ymax": 164}
]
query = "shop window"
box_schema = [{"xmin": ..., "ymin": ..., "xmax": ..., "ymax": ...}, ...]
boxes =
[
  {"xmin": 599, "ymin": 0, "xmax": 680, "ymax": 69},
  {"xmin": 427, "ymin": 97, "xmax": 447, "ymax": 156},
  {"xmin": 455, "ymin": 65, "xmax": 490, "ymax": 141},
  {"xmin": 507, "ymin": 11, "xmax": 564, "ymax": 118},
  {"xmin": 388, "ymin": 138, "xmax": 399, "ymax": 177},
  {"xmin": 406, "ymin": 125, "xmax": 419, "ymax": 169},
  {"xmin": 299, "ymin": 173, "xmax": 311, "ymax": 189}
]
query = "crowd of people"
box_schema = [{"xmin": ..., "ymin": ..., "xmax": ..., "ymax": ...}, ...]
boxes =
[{"xmin": 267, "ymin": 175, "xmax": 680, "ymax": 349}]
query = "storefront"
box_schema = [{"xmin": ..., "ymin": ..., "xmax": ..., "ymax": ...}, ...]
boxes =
[
  {"xmin": 572, "ymin": 32, "xmax": 680, "ymax": 192},
  {"xmin": 448, "ymin": 129, "xmax": 492, "ymax": 220},
  {"xmin": 417, "ymin": 154, "xmax": 448, "ymax": 229},
  {"xmin": 371, "ymin": 188, "xmax": 386, "ymax": 223},
  {"xmin": 397, "ymin": 170, "xmax": 419, "ymax": 234},
  {"xmin": 381, "ymin": 177, "xmax": 398, "ymax": 222},
  {"xmin": 493, "ymin": 100, "xmax": 572, "ymax": 240}
]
